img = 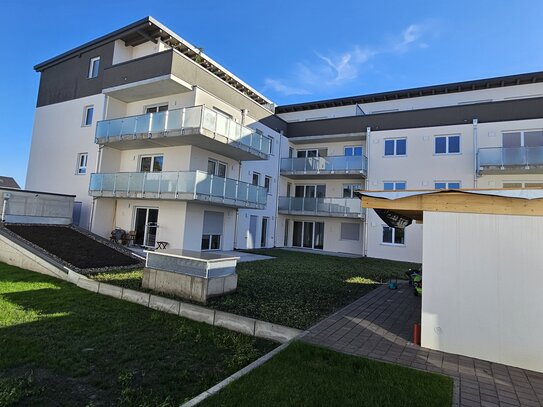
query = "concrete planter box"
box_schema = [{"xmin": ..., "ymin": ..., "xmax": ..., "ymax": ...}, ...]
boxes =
[{"xmin": 143, "ymin": 250, "xmax": 239, "ymax": 303}]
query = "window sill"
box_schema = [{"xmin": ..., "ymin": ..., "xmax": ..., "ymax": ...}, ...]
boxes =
[
  {"xmin": 380, "ymin": 242, "xmax": 406, "ymax": 247},
  {"xmin": 382, "ymin": 155, "xmax": 407, "ymax": 158},
  {"xmin": 433, "ymin": 152, "xmax": 462, "ymax": 156}
]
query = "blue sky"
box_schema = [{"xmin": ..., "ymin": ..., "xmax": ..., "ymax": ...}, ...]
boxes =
[{"xmin": 2, "ymin": 0, "xmax": 543, "ymax": 187}]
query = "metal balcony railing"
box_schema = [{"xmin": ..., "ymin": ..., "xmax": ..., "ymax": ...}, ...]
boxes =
[
  {"xmin": 280, "ymin": 155, "xmax": 367, "ymax": 175},
  {"xmin": 278, "ymin": 197, "xmax": 364, "ymax": 218},
  {"xmin": 478, "ymin": 147, "xmax": 543, "ymax": 170},
  {"xmin": 95, "ymin": 105, "xmax": 272, "ymax": 157},
  {"xmin": 89, "ymin": 171, "xmax": 268, "ymax": 208}
]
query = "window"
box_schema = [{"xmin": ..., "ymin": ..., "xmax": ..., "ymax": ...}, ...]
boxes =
[
  {"xmin": 340, "ymin": 223, "xmax": 360, "ymax": 241},
  {"xmin": 343, "ymin": 184, "xmax": 362, "ymax": 198},
  {"xmin": 88, "ymin": 57, "xmax": 100, "ymax": 79},
  {"xmin": 382, "ymin": 226, "xmax": 405, "ymax": 245},
  {"xmin": 82, "ymin": 106, "xmax": 94, "ymax": 126},
  {"xmin": 383, "ymin": 181, "xmax": 406, "ymax": 191},
  {"xmin": 202, "ymin": 211, "xmax": 223, "ymax": 251},
  {"xmin": 384, "ymin": 138, "xmax": 406, "ymax": 156},
  {"xmin": 435, "ymin": 135, "xmax": 460, "ymax": 154},
  {"xmin": 261, "ymin": 217, "xmax": 269, "ymax": 247},
  {"xmin": 294, "ymin": 185, "xmax": 326, "ymax": 198},
  {"xmin": 503, "ymin": 181, "xmax": 543, "ymax": 188},
  {"xmin": 344, "ymin": 146, "xmax": 363, "ymax": 156},
  {"xmin": 435, "ymin": 181, "xmax": 461, "ymax": 189},
  {"xmin": 289, "ymin": 147, "xmax": 294, "ymax": 158},
  {"xmin": 264, "ymin": 176, "xmax": 272, "ymax": 193},
  {"xmin": 267, "ymin": 136, "xmax": 274, "ymax": 155},
  {"xmin": 145, "ymin": 104, "xmax": 168, "ymax": 114},
  {"xmin": 503, "ymin": 130, "xmax": 543, "ymax": 147},
  {"xmin": 252, "ymin": 172, "xmax": 260, "ymax": 186},
  {"xmin": 140, "ymin": 155, "xmax": 163, "ymax": 172},
  {"xmin": 297, "ymin": 149, "xmax": 327, "ymax": 158},
  {"xmin": 207, "ymin": 159, "xmax": 227, "ymax": 177},
  {"xmin": 76, "ymin": 153, "xmax": 88, "ymax": 175}
]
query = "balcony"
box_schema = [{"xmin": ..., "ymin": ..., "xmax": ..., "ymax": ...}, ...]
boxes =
[
  {"xmin": 278, "ymin": 197, "xmax": 364, "ymax": 218},
  {"xmin": 477, "ymin": 147, "xmax": 543, "ymax": 175},
  {"xmin": 89, "ymin": 171, "xmax": 267, "ymax": 209},
  {"xmin": 95, "ymin": 105, "xmax": 272, "ymax": 161},
  {"xmin": 280, "ymin": 155, "xmax": 367, "ymax": 179}
]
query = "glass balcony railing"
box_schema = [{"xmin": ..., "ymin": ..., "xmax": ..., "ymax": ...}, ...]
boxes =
[
  {"xmin": 95, "ymin": 105, "xmax": 272, "ymax": 157},
  {"xmin": 280, "ymin": 155, "xmax": 367, "ymax": 175},
  {"xmin": 278, "ymin": 197, "xmax": 364, "ymax": 217},
  {"xmin": 89, "ymin": 171, "xmax": 267, "ymax": 208},
  {"xmin": 478, "ymin": 147, "xmax": 543, "ymax": 169}
]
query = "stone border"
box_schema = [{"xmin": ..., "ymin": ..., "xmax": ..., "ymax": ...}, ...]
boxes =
[{"xmin": 68, "ymin": 270, "xmax": 302, "ymax": 344}]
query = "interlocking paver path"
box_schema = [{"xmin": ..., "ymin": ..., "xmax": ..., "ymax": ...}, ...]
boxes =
[{"xmin": 303, "ymin": 282, "xmax": 543, "ymax": 407}]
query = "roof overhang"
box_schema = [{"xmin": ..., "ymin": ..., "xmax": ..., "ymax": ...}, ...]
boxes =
[{"xmin": 357, "ymin": 188, "xmax": 543, "ymax": 223}]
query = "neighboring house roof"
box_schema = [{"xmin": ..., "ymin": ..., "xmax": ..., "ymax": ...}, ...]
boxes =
[
  {"xmin": 0, "ymin": 177, "xmax": 20, "ymax": 189},
  {"xmin": 33, "ymin": 16, "xmax": 272, "ymax": 107},
  {"xmin": 276, "ymin": 70, "xmax": 543, "ymax": 113}
]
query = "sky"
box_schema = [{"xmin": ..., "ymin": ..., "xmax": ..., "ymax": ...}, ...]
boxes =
[{"xmin": 2, "ymin": 0, "xmax": 543, "ymax": 187}]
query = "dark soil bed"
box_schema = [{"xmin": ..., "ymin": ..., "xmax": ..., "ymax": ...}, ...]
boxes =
[{"xmin": 5, "ymin": 225, "xmax": 141, "ymax": 270}]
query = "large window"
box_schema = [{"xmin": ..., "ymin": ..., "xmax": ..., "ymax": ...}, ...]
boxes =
[
  {"xmin": 382, "ymin": 226, "xmax": 405, "ymax": 245},
  {"xmin": 140, "ymin": 155, "xmax": 163, "ymax": 172},
  {"xmin": 295, "ymin": 184, "xmax": 326, "ymax": 198},
  {"xmin": 384, "ymin": 138, "xmax": 406, "ymax": 156},
  {"xmin": 82, "ymin": 106, "xmax": 94, "ymax": 126},
  {"xmin": 297, "ymin": 149, "xmax": 327, "ymax": 158},
  {"xmin": 76, "ymin": 153, "xmax": 88, "ymax": 175},
  {"xmin": 344, "ymin": 146, "xmax": 363, "ymax": 156},
  {"xmin": 88, "ymin": 57, "xmax": 100, "ymax": 79},
  {"xmin": 201, "ymin": 211, "xmax": 223, "ymax": 251},
  {"xmin": 435, "ymin": 181, "xmax": 461, "ymax": 189},
  {"xmin": 383, "ymin": 181, "xmax": 406, "ymax": 191},
  {"xmin": 502, "ymin": 130, "xmax": 543, "ymax": 147},
  {"xmin": 343, "ymin": 184, "xmax": 362, "ymax": 198},
  {"xmin": 435, "ymin": 135, "xmax": 460, "ymax": 154},
  {"xmin": 292, "ymin": 221, "xmax": 324, "ymax": 249},
  {"xmin": 145, "ymin": 104, "xmax": 168, "ymax": 114},
  {"xmin": 207, "ymin": 159, "xmax": 227, "ymax": 177}
]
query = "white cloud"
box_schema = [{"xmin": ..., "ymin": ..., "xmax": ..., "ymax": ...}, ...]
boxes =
[
  {"xmin": 263, "ymin": 78, "xmax": 310, "ymax": 96},
  {"xmin": 264, "ymin": 23, "xmax": 432, "ymax": 96}
]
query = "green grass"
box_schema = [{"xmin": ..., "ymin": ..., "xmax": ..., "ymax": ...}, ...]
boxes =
[
  {"xmin": 0, "ymin": 263, "xmax": 275, "ymax": 406},
  {"xmin": 92, "ymin": 249, "xmax": 419, "ymax": 330},
  {"xmin": 201, "ymin": 341, "xmax": 453, "ymax": 407}
]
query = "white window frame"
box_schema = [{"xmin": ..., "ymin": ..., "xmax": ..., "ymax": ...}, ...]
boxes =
[
  {"xmin": 88, "ymin": 57, "xmax": 100, "ymax": 79},
  {"xmin": 144, "ymin": 103, "xmax": 169, "ymax": 114},
  {"xmin": 139, "ymin": 154, "xmax": 164, "ymax": 173},
  {"xmin": 76, "ymin": 153, "xmax": 88, "ymax": 175},
  {"xmin": 384, "ymin": 138, "xmax": 407, "ymax": 157},
  {"xmin": 434, "ymin": 181, "xmax": 461, "ymax": 189},
  {"xmin": 434, "ymin": 134, "xmax": 461, "ymax": 155},
  {"xmin": 207, "ymin": 158, "xmax": 227, "ymax": 178},
  {"xmin": 381, "ymin": 225, "xmax": 406, "ymax": 246},
  {"xmin": 201, "ymin": 234, "xmax": 222, "ymax": 251},
  {"xmin": 252, "ymin": 172, "xmax": 260, "ymax": 186},
  {"xmin": 82, "ymin": 105, "xmax": 94, "ymax": 127},
  {"xmin": 383, "ymin": 181, "xmax": 406, "ymax": 191},
  {"xmin": 264, "ymin": 176, "xmax": 272, "ymax": 194}
]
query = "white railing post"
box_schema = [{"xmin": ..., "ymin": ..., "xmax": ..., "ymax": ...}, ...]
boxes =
[
  {"xmin": 223, "ymin": 177, "xmax": 227, "ymax": 200},
  {"xmin": 175, "ymin": 171, "xmax": 180, "ymax": 198},
  {"xmin": 113, "ymin": 173, "xmax": 117, "ymax": 195},
  {"xmin": 235, "ymin": 180, "xmax": 239, "ymax": 203},
  {"xmin": 127, "ymin": 173, "xmax": 131, "ymax": 195},
  {"xmin": 193, "ymin": 171, "xmax": 199, "ymax": 199},
  {"xmin": 142, "ymin": 172, "xmax": 146, "ymax": 195},
  {"xmin": 209, "ymin": 174, "xmax": 213, "ymax": 197},
  {"xmin": 148, "ymin": 113, "xmax": 153, "ymax": 135},
  {"xmin": 158, "ymin": 172, "xmax": 162, "ymax": 197}
]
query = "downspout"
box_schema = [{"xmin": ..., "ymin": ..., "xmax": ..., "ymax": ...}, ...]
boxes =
[
  {"xmin": 1, "ymin": 194, "xmax": 9, "ymax": 223},
  {"xmin": 233, "ymin": 160, "xmax": 242, "ymax": 249},
  {"xmin": 273, "ymin": 130, "xmax": 284, "ymax": 248},
  {"xmin": 362, "ymin": 126, "xmax": 371, "ymax": 257},
  {"xmin": 473, "ymin": 118, "xmax": 478, "ymax": 188}
]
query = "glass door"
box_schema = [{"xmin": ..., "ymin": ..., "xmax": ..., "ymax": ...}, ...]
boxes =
[
  {"xmin": 134, "ymin": 207, "xmax": 159, "ymax": 247},
  {"xmin": 292, "ymin": 221, "xmax": 325, "ymax": 250}
]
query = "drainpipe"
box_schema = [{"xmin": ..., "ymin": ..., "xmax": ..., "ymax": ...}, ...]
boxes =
[
  {"xmin": 273, "ymin": 130, "xmax": 284, "ymax": 248},
  {"xmin": 473, "ymin": 118, "xmax": 478, "ymax": 188},
  {"xmin": 362, "ymin": 126, "xmax": 371, "ymax": 257},
  {"xmin": 1, "ymin": 193, "xmax": 10, "ymax": 223},
  {"xmin": 233, "ymin": 160, "xmax": 242, "ymax": 249},
  {"xmin": 240, "ymin": 109, "xmax": 248, "ymax": 126}
]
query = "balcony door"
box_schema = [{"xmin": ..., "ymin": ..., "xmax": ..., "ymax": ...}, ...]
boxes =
[
  {"xmin": 134, "ymin": 207, "xmax": 159, "ymax": 247},
  {"xmin": 292, "ymin": 221, "xmax": 324, "ymax": 250}
]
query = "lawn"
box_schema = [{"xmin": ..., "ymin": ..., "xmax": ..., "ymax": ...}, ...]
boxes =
[
  {"xmin": 0, "ymin": 263, "xmax": 275, "ymax": 406},
  {"xmin": 201, "ymin": 341, "xmax": 453, "ymax": 407},
  {"xmin": 92, "ymin": 249, "xmax": 419, "ymax": 329}
]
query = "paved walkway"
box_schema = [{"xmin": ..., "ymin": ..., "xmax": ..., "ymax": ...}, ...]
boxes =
[{"xmin": 303, "ymin": 282, "xmax": 543, "ymax": 407}]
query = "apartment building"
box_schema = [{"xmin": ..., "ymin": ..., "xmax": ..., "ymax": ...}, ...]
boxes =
[{"xmin": 27, "ymin": 16, "xmax": 543, "ymax": 263}]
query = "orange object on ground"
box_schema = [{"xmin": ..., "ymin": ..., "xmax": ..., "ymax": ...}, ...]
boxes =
[{"xmin": 413, "ymin": 323, "xmax": 421, "ymax": 345}]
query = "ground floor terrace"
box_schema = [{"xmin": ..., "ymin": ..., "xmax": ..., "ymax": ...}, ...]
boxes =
[{"xmin": 303, "ymin": 282, "xmax": 543, "ymax": 407}]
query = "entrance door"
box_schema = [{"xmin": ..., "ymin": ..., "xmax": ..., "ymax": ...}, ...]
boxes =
[
  {"xmin": 134, "ymin": 208, "xmax": 159, "ymax": 247},
  {"xmin": 248, "ymin": 215, "xmax": 258, "ymax": 248},
  {"xmin": 292, "ymin": 221, "xmax": 325, "ymax": 250}
]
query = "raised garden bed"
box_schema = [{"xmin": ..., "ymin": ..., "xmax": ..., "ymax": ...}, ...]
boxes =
[{"xmin": 4, "ymin": 224, "xmax": 142, "ymax": 272}]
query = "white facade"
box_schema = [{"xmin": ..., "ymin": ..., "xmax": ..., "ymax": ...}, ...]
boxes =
[{"xmin": 422, "ymin": 211, "xmax": 543, "ymax": 373}]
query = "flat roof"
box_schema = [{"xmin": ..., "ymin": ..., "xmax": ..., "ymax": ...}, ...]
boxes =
[
  {"xmin": 276, "ymin": 71, "xmax": 543, "ymax": 113},
  {"xmin": 0, "ymin": 187, "xmax": 76, "ymax": 198},
  {"xmin": 34, "ymin": 16, "xmax": 272, "ymax": 106}
]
